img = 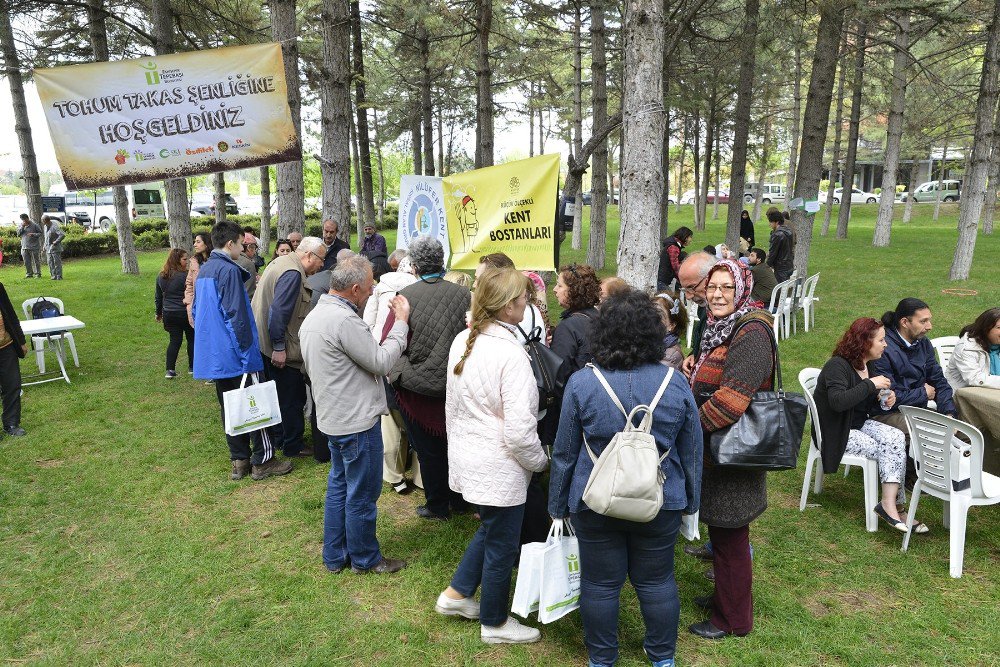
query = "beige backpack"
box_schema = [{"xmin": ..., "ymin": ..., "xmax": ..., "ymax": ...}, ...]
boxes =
[{"xmin": 581, "ymin": 365, "xmax": 674, "ymax": 523}]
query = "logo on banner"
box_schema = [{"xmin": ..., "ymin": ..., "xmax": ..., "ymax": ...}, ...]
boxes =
[
  {"xmin": 401, "ymin": 182, "xmax": 445, "ymax": 245},
  {"xmin": 141, "ymin": 61, "xmax": 160, "ymax": 85}
]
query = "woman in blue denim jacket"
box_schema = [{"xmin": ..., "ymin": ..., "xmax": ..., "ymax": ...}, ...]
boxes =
[{"xmin": 549, "ymin": 290, "xmax": 704, "ymax": 667}]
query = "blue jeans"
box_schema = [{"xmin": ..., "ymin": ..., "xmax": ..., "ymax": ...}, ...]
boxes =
[
  {"xmin": 323, "ymin": 422, "xmax": 384, "ymax": 571},
  {"xmin": 450, "ymin": 503, "xmax": 525, "ymax": 627},
  {"xmin": 572, "ymin": 509, "xmax": 682, "ymax": 667}
]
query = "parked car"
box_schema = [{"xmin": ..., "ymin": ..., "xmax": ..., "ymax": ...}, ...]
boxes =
[
  {"xmin": 679, "ymin": 189, "xmax": 726, "ymax": 204},
  {"xmin": 190, "ymin": 193, "xmax": 239, "ymax": 217},
  {"xmin": 818, "ymin": 187, "xmax": 878, "ymax": 205},
  {"xmin": 581, "ymin": 191, "xmax": 622, "ymax": 205},
  {"xmin": 743, "ymin": 182, "xmax": 786, "ymax": 204},
  {"xmin": 899, "ymin": 179, "xmax": 962, "ymax": 203}
]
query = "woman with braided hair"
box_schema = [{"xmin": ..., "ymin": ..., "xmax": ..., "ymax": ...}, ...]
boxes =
[{"xmin": 435, "ymin": 266, "xmax": 549, "ymax": 645}]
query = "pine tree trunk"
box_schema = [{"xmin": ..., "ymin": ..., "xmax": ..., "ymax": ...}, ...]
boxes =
[
  {"xmin": 982, "ymin": 99, "xmax": 1000, "ymax": 235},
  {"xmin": 873, "ymin": 13, "xmax": 909, "ymax": 248},
  {"xmin": 587, "ymin": 0, "xmax": 608, "ymax": 269},
  {"xmin": 87, "ymin": 0, "xmax": 138, "ymax": 273},
  {"xmin": 660, "ymin": 16, "xmax": 671, "ymax": 239},
  {"xmin": 418, "ymin": 26, "xmax": 435, "ymax": 176},
  {"xmin": 785, "ymin": 38, "xmax": 802, "ymax": 200},
  {"xmin": 725, "ymin": 0, "xmax": 760, "ymax": 251},
  {"xmin": 351, "ymin": 0, "xmax": 376, "ymax": 227},
  {"xmin": 528, "ymin": 82, "xmax": 535, "ymax": 157},
  {"xmin": 822, "ymin": 34, "xmax": 848, "ymax": 236},
  {"xmin": 933, "ymin": 142, "xmax": 949, "ymax": 222},
  {"xmin": 902, "ymin": 154, "xmax": 919, "ymax": 224},
  {"xmin": 790, "ymin": 1, "xmax": 846, "ymax": 276},
  {"xmin": 713, "ymin": 122, "xmax": 721, "ymax": 220},
  {"xmin": 260, "ymin": 167, "xmax": 272, "ymax": 251},
  {"xmin": 699, "ymin": 96, "xmax": 715, "ymax": 232},
  {"xmin": 1, "ymin": 4, "xmax": 42, "ymax": 230},
  {"xmin": 350, "ymin": 115, "xmax": 363, "ymax": 244},
  {"xmin": 836, "ymin": 18, "xmax": 866, "ymax": 239},
  {"xmin": 373, "ymin": 109, "xmax": 386, "ymax": 228},
  {"xmin": 437, "ymin": 111, "xmax": 444, "ymax": 176},
  {"xmin": 272, "ymin": 0, "xmax": 305, "ymax": 239},
  {"xmin": 950, "ymin": 0, "xmax": 1000, "ymax": 280},
  {"xmin": 675, "ymin": 116, "xmax": 686, "ymax": 214},
  {"xmin": 410, "ymin": 98, "xmax": 422, "ymax": 175},
  {"xmin": 320, "ymin": 0, "xmax": 352, "ymax": 242},
  {"xmin": 150, "ymin": 0, "xmax": 192, "ymax": 251},
  {"xmin": 474, "ymin": 0, "xmax": 494, "ymax": 168},
  {"xmin": 616, "ymin": 0, "xmax": 664, "ymax": 291},
  {"xmin": 214, "ymin": 173, "xmax": 227, "ymax": 224},
  {"xmin": 571, "ymin": 1, "xmax": 584, "ymax": 250},
  {"xmin": 692, "ymin": 112, "xmax": 702, "ymax": 231},
  {"xmin": 751, "ymin": 113, "xmax": 771, "ymax": 224}
]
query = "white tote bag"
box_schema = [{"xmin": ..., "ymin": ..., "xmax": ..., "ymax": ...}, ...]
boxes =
[
  {"xmin": 511, "ymin": 542, "xmax": 545, "ymax": 619},
  {"xmin": 680, "ymin": 511, "xmax": 701, "ymax": 542},
  {"xmin": 222, "ymin": 373, "xmax": 282, "ymax": 436},
  {"xmin": 538, "ymin": 519, "xmax": 581, "ymax": 623}
]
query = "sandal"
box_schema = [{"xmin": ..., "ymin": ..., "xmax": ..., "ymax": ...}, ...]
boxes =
[
  {"xmin": 873, "ymin": 503, "xmax": 907, "ymax": 532},
  {"xmin": 898, "ymin": 510, "xmax": 930, "ymax": 534}
]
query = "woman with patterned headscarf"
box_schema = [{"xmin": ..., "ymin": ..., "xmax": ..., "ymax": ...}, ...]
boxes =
[{"xmin": 688, "ymin": 259, "xmax": 774, "ymax": 641}]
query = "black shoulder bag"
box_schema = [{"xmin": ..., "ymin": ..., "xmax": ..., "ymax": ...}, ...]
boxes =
[
  {"xmin": 517, "ymin": 307, "xmax": 565, "ymax": 414},
  {"xmin": 709, "ymin": 319, "xmax": 808, "ymax": 471}
]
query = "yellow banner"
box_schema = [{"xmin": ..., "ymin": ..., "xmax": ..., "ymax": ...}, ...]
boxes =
[
  {"xmin": 443, "ymin": 153, "xmax": 560, "ymax": 270},
  {"xmin": 33, "ymin": 43, "xmax": 300, "ymax": 190}
]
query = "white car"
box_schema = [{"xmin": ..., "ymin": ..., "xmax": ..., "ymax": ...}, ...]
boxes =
[{"xmin": 818, "ymin": 187, "xmax": 878, "ymax": 205}]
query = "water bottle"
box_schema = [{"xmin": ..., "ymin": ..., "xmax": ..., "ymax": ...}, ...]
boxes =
[{"xmin": 878, "ymin": 389, "xmax": 891, "ymax": 411}]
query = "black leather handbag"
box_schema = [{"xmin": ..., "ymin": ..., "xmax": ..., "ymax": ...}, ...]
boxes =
[
  {"xmin": 708, "ymin": 320, "xmax": 808, "ymax": 471},
  {"xmin": 517, "ymin": 309, "xmax": 565, "ymax": 413}
]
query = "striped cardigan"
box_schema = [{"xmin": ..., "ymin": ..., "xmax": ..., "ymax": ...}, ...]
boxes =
[{"xmin": 691, "ymin": 312, "xmax": 774, "ymax": 528}]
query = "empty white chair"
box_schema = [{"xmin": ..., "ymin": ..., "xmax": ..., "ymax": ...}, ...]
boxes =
[
  {"xmin": 768, "ymin": 279, "xmax": 795, "ymax": 340},
  {"xmin": 930, "ymin": 336, "xmax": 960, "ymax": 370},
  {"xmin": 798, "ymin": 367, "xmax": 880, "ymax": 532},
  {"xmin": 21, "ymin": 297, "xmax": 79, "ymax": 374},
  {"xmin": 798, "ymin": 273, "xmax": 820, "ymax": 332},
  {"xmin": 684, "ymin": 298, "xmax": 699, "ymax": 351},
  {"xmin": 899, "ymin": 406, "xmax": 1000, "ymax": 578}
]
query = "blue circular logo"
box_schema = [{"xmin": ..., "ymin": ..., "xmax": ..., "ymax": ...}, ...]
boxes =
[{"xmin": 405, "ymin": 193, "xmax": 442, "ymax": 242}]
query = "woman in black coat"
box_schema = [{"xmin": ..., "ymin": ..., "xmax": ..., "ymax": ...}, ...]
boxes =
[
  {"xmin": 551, "ymin": 263, "xmax": 602, "ymax": 378},
  {"xmin": 0, "ymin": 281, "xmax": 27, "ymax": 436},
  {"xmin": 813, "ymin": 317, "xmax": 927, "ymax": 533},
  {"xmin": 739, "ymin": 210, "xmax": 755, "ymax": 249}
]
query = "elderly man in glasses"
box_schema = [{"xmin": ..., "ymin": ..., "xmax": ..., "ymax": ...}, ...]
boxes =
[
  {"xmin": 251, "ymin": 236, "xmax": 328, "ymax": 459},
  {"xmin": 677, "ymin": 251, "xmax": 718, "ymax": 378}
]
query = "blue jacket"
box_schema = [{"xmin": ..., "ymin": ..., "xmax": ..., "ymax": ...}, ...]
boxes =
[
  {"xmin": 192, "ymin": 250, "xmax": 263, "ymax": 380},
  {"xmin": 548, "ymin": 363, "xmax": 704, "ymax": 518},
  {"xmin": 871, "ymin": 326, "xmax": 955, "ymax": 416}
]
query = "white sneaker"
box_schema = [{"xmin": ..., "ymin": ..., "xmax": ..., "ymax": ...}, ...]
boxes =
[
  {"xmin": 481, "ymin": 617, "xmax": 541, "ymax": 644},
  {"xmin": 435, "ymin": 591, "xmax": 480, "ymax": 619}
]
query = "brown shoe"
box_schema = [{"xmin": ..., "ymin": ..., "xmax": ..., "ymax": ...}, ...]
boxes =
[
  {"xmin": 251, "ymin": 458, "xmax": 293, "ymax": 480},
  {"xmin": 231, "ymin": 459, "xmax": 251, "ymax": 480},
  {"xmin": 352, "ymin": 557, "xmax": 407, "ymax": 575}
]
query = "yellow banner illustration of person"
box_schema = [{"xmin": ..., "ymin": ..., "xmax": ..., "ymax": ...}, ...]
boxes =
[{"xmin": 443, "ymin": 153, "xmax": 560, "ymax": 270}]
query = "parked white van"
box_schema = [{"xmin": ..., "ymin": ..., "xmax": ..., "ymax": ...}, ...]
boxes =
[
  {"xmin": 49, "ymin": 185, "xmax": 165, "ymax": 231},
  {"xmin": 743, "ymin": 183, "xmax": 786, "ymax": 204}
]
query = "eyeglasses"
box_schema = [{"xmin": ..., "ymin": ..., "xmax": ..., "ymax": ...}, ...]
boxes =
[
  {"xmin": 705, "ymin": 283, "xmax": 737, "ymax": 295},
  {"xmin": 681, "ymin": 275, "xmax": 709, "ymax": 294}
]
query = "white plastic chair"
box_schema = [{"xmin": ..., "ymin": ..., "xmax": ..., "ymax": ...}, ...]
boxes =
[
  {"xmin": 930, "ymin": 336, "xmax": 960, "ymax": 370},
  {"xmin": 685, "ymin": 300, "xmax": 699, "ymax": 351},
  {"xmin": 798, "ymin": 368, "xmax": 880, "ymax": 532},
  {"xmin": 21, "ymin": 297, "xmax": 79, "ymax": 374},
  {"xmin": 798, "ymin": 273, "xmax": 820, "ymax": 332},
  {"xmin": 899, "ymin": 406, "xmax": 1000, "ymax": 578},
  {"xmin": 768, "ymin": 279, "xmax": 795, "ymax": 340}
]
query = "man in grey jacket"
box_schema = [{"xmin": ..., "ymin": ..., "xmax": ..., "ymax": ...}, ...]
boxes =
[
  {"xmin": 42, "ymin": 216, "xmax": 65, "ymax": 280},
  {"xmin": 300, "ymin": 254, "xmax": 411, "ymax": 575},
  {"xmin": 16, "ymin": 214, "xmax": 43, "ymax": 278}
]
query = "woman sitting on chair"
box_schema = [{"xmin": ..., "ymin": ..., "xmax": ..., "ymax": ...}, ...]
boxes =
[{"xmin": 813, "ymin": 317, "xmax": 928, "ymax": 534}]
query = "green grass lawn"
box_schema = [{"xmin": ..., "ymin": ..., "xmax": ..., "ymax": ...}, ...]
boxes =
[{"xmin": 1, "ymin": 203, "xmax": 998, "ymax": 666}]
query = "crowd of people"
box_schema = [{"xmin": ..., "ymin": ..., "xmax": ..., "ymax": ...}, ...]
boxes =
[{"xmin": 137, "ymin": 216, "xmax": 1000, "ymax": 665}]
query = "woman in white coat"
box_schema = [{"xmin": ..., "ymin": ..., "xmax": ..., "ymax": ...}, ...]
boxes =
[
  {"xmin": 945, "ymin": 308, "xmax": 1000, "ymax": 391},
  {"xmin": 435, "ymin": 266, "xmax": 549, "ymax": 645}
]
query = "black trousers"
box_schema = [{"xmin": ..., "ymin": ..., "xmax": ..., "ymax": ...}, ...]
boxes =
[
  {"xmin": 0, "ymin": 343, "xmax": 22, "ymax": 429},
  {"xmin": 262, "ymin": 356, "xmax": 307, "ymax": 457},
  {"xmin": 400, "ymin": 410, "xmax": 466, "ymax": 517},
  {"xmin": 306, "ymin": 374, "xmax": 331, "ymax": 463},
  {"xmin": 162, "ymin": 311, "xmax": 194, "ymax": 372},
  {"xmin": 214, "ymin": 374, "xmax": 272, "ymax": 464}
]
